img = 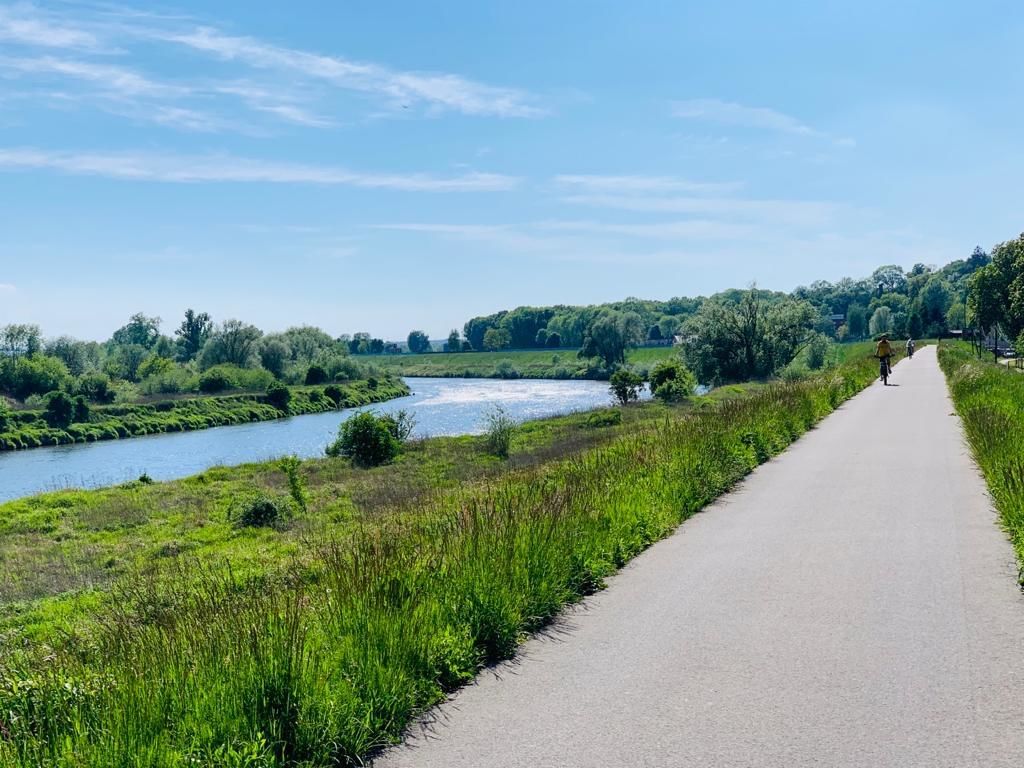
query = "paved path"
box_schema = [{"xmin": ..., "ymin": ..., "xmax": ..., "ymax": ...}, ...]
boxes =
[{"xmin": 377, "ymin": 346, "xmax": 1024, "ymax": 767}]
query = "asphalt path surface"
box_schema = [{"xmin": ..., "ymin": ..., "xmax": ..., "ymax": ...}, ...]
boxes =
[{"xmin": 377, "ymin": 346, "xmax": 1024, "ymax": 767}]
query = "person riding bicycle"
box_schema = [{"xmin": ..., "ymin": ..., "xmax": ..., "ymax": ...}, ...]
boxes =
[
  {"xmin": 876, "ymin": 334, "xmax": 893, "ymax": 376},
  {"xmin": 906, "ymin": 338, "xmax": 915, "ymax": 358}
]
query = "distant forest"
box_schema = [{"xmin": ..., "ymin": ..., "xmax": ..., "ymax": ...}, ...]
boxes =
[{"xmin": 457, "ymin": 246, "xmax": 992, "ymax": 352}]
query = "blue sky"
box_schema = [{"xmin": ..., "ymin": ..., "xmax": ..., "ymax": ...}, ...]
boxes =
[{"xmin": 1, "ymin": 1, "xmax": 1021, "ymax": 341}]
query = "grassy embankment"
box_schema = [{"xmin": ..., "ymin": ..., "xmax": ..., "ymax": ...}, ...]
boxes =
[
  {"xmin": 0, "ymin": 378, "xmax": 409, "ymax": 451},
  {"xmin": 0, "ymin": 349, "xmax": 884, "ymax": 767},
  {"xmin": 938, "ymin": 341, "xmax": 1024, "ymax": 584},
  {"xmin": 366, "ymin": 345, "xmax": 678, "ymax": 379}
]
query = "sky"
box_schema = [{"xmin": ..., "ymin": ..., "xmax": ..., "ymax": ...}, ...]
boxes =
[{"xmin": 1, "ymin": 0, "xmax": 1022, "ymax": 341}]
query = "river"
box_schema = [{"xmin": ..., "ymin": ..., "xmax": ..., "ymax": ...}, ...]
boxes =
[{"xmin": 0, "ymin": 378, "xmax": 626, "ymax": 504}]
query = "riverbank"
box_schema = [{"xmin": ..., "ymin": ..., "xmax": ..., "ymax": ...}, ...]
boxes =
[
  {"xmin": 0, "ymin": 353, "xmax": 883, "ymax": 766},
  {"xmin": 363, "ymin": 346, "xmax": 677, "ymax": 379},
  {"xmin": 0, "ymin": 377, "xmax": 409, "ymax": 452}
]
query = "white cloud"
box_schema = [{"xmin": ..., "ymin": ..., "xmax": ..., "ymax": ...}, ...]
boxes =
[
  {"xmin": 559, "ymin": 193, "xmax": 841, "ymax": 227},
  {"xmin": 554, "ymin": 174, "xmax": 742, "ymax": 194},
  {"xmin": 0, "ymin": 55, "xmax": 184, "ymax": 97},
  {"xmin": 0, "ymin": 148, "xmax": 521, "ymax": 191},
  {"xmin": 0, "ymin": 3, "xmax": 100, "ymax": 49},
  {"xmin": 673, "ymin": 98, "xmax": 818, "ymax": 136},
  {"xmin": 0, "ymin": 282, "xmax": 15, "ymax": 294},
  {"xmin": 536, "ymin": 219, "xmax": 755, "ymax": 240},
  {"xmin": 153, "ymin": 25, "xmax": 542, "ymax": 118}
]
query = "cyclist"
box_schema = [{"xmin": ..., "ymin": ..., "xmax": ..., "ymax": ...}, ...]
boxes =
[
  {"xmin": 875, "ymin": 334, "xmax": 893, "ymax": 382},
  {"xmin": 906, "ymin": 338, "xmax": 915, "ymax": 358}
]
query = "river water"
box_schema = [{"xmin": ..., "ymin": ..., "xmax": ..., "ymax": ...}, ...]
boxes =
[{"xmin": 0, "ymin": 378, "xmax": 625, "ymax": 503}]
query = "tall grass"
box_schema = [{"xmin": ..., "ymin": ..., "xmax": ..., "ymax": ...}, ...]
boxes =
[
  {"xmin": 938, "ymin": 342, "xmax": 1024, "ymax": 584},
  {"xmin": 0, "ymin": 355, "xmax": 882, "ymax": 767}
]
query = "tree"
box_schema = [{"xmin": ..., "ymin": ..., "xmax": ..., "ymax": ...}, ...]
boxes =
[
  {"xmin": 105, "ymin": 344, "xmax": 148, "ymax": 381},
  {"xmin": 446, "ymin": 329, "xmax": 462, "ymax": 352},
  {"xmin": 482, "ymin": 327, "xmax": 511, "ymax": 351},
  {"xmin": 43, "ymin": 391, "xmax": 75, "ymax": 428},
  {"xmin": 609, "ymin": 369, "xmax": 644, "ymax": 405},
  {"xmin": 868, "ymin": 307, "xmax": 893, "ymax": 336},
  {"xmin": 111, "ymin": 313, "xmax": 161, "ymax": 350},
  {"xmin": 534, "ymin": 328, "xmax": 549, "ymax": 347},
  {"xmin": 259, "ymin": 339, "xmax": 290, "ymax": 378},
  {"xmin": 649, "ymin": 359, "xmax": 696, "ymax": 402},
  {"xmin": 545, "ymin": 332, "xmax": 561, "ymax": 348},
  {"xmin": 10, "ymin": 355, "xmax": 68, "ymax": 399},
  {"xmin": 280, "ymin": 326, "xmax": 335, "ymax": 363},
  {"xmin": 846, "ymin": 304, "xmax": 867, "ymax": 340},
  {"xmin": 870, "ymin": 265, "xmax": 907, "ymax": 297},
  {"xmin": 647, "ymin": 325, "xmax": 663, "ymax": 341},
  {"xmin": 45, "ymin": 336, "xmax": 90, "ymax": 375},
  {"xmin": 199, "ymin": 320, "xmax": 263, "ymax": 369},
  {"xmin": 579, "ymin": 311, "xmax": 644, "ymax": 368},
  {"xmin": 407, "ymin": 330, "xmax": 431, "ymax": 354},
  {"xmin": 967, "ymin": 234, "xmax": 1024, "ymax": 340},
  {"xmin": 680, "ymin": 289, "xmax": 817, "ymax": 384},
  {"xmin": 1, "ymin": 324, "xmax": 42, "ymax": 359},
  {"xmin": 266, "ymin": 382, "xmax": 291, "ymax": 411},
  {"xmin": 946, "ymin": 300, "xmax": 967, "ymax": 330},
  {"xmin": 805, "ymin": 333, "xmax": 830, "ymax": 370},
  {"xmin": 174, "ymin": 309, "xmax": 212, "ymax": 361}
]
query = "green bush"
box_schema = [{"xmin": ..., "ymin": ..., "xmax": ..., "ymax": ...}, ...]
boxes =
[
  {"xmin": 228, "ymin": 493, "xmax": 291, "ymax": 528},
  {"xmin": 326, "ymin": 411, "xmax": 401, "ymax": 467},
  {"xmin": 585, "ymin": 409, "xmax": 622, "ymax": 428},
  {"xmin": 199, "ymin": 368, "xmax": 234, "ymax": 394},
  {"xmin": 609, "ymin": 369, "xmax": 644, "ymax": 405},
  {"xmin": 304, "ymin": 365, "xmax": 328, "ymax": 385},
  {"xmin": 483, "ymin": 405, "xmax": 516, "ymax": 458},
  {"xmin": 43, "ymin": 391, "xmax": 75, "ymax": 428},
  {"xmin": 649, "ymin": 359, "xmax": 696, "ymax": 403},
  {"xmin": 806, "ymin": 333, "xmax": 831, "ymax": 370},
  {"xmin": 265, "ymin": 382, "xmax": 291, "ymax": 411},
  {"xmin": 324, "ymin": 384, "xmax": 344, "ymax": 406}
]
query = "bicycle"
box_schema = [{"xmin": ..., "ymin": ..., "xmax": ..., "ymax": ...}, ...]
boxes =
[{"xmin": 879, "ymin": 355, "xmax": 891, "ymax": 385}]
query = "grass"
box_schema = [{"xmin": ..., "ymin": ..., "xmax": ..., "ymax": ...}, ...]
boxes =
[
  {"xmin": 362, "ymin": 346, "xmax": 678, "ymax": 380},
  {"xmin": 938, "ymin": 341, "xmax": 1024, "ymax": 585},
  {"xmin": 0, "ymin": 378, "xmax": 409, "ymax": 452},
  {"xmin": 0, "ymin": 354, "xmax": 883, "ymax": 767}
]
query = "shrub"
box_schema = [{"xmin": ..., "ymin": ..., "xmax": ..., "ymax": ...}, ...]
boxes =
[
  {"xmin": 326, "ymin": 411, "xmax": 401, "ymax": 467},
  {"xmin": 73, "ymin": 395, "xmax": 90, "ymax": 423},
  {"xmin": 609, "ymin": 369, "xmax": 644, "ymax": 405},
  {"xmin": 0, "ymin": 398, "xmax": 11, "ymax": 432},
  {"xmin": 585, "ymin": 409, "xmax": 622, "ymax": 428},
  {"xmin": 494, "ymin": 360, "xmax": 520, "ymax": 379},
  {"xmin": 483, "ymin": 405, "xmax": 517, "ymax": 458},
  {"xmin": 649, "ymin": 359, "xmax": 696, "ymax": 403},
  {"xmin": 76, "ymin": 372, "xmax": 115, "ymax": 403},
  {"xmin": 228, "ymin": 493, "xmax": 290, "ymax": 528},
  {"xmin": 366, "ymin": 376, "xmax": 379, "ymax": 390},
  {"xmin": 199, "ymin": 368, "xmax": 234, "ymax": 393},
  {"xmin": 324, "ymin": 384, "xmax": 344, "ymax": 405},
  {"xmin": 265, "ymin": 382, "xmax": 291, "ymax": 411},
  {"xmin": 278, "ymin": 455, "xmax": 307, "ymax": 513},
  {"xmin": 304, "ymin": 365, "xmax": 328, "ymax": 385},
  {"xmin": 43, "ymin": 391, "xmax": 75, "ymax": 428},
  {"xmin": 384, "ymin": 409, "xmax": 417, "ymax": 442},
  {"xmin": 806, "ymin": 333, "xmax": 831, "ymax": 370}
]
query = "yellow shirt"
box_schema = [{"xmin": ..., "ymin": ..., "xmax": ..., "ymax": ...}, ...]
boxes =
[{"xmin": 876, "ymin": 340, "xmax": 892, "ymax": 357}]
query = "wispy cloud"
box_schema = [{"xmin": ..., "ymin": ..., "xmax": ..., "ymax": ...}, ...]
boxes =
[
  {"xmin": 0, "ymin": 3, "xmax": 101, "ymax": 49},
  {"xmin": 0, "ymin": 4, "xmax": 542, "ymax": 131},
  {"xmin": 0, "ymin": 55, "xmax": 185, "ymax": 97},
  {"xmin": 673, "ymin": 99, "xmax": 818, "ymax": 136},
  {"xmin": 0, "ymin": 282, "xmax": 15, "ymax": 294},
  {"xmin": 157, "ymin": 25, "xmax": 542, "ymax": 118},
  {"xmin": 559, "ymin": 193, "xmax": 840, "ymax": 227},
  {"xmin": 554, "ymin": 174, "xmax": 742, "ymax": 195},
  {"xmin": 0, "ymin": 148, "xmax": 521, "ymax": 191}
]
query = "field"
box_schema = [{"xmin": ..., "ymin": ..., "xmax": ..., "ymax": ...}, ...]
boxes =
[
  {"xmin": 0, "ymin": 378, "xmax": 409, "ymax": 451},
  {"xmin": 0, "ymin": 350, "xmax": 885, "ymax": 767},
  {"xmin": 363, "ymin": 346, "xmax": 679, "ymax": 379},
  {"xmin": 938, "ymin": 341, "xmax": 1024, "ymax": 583}
]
